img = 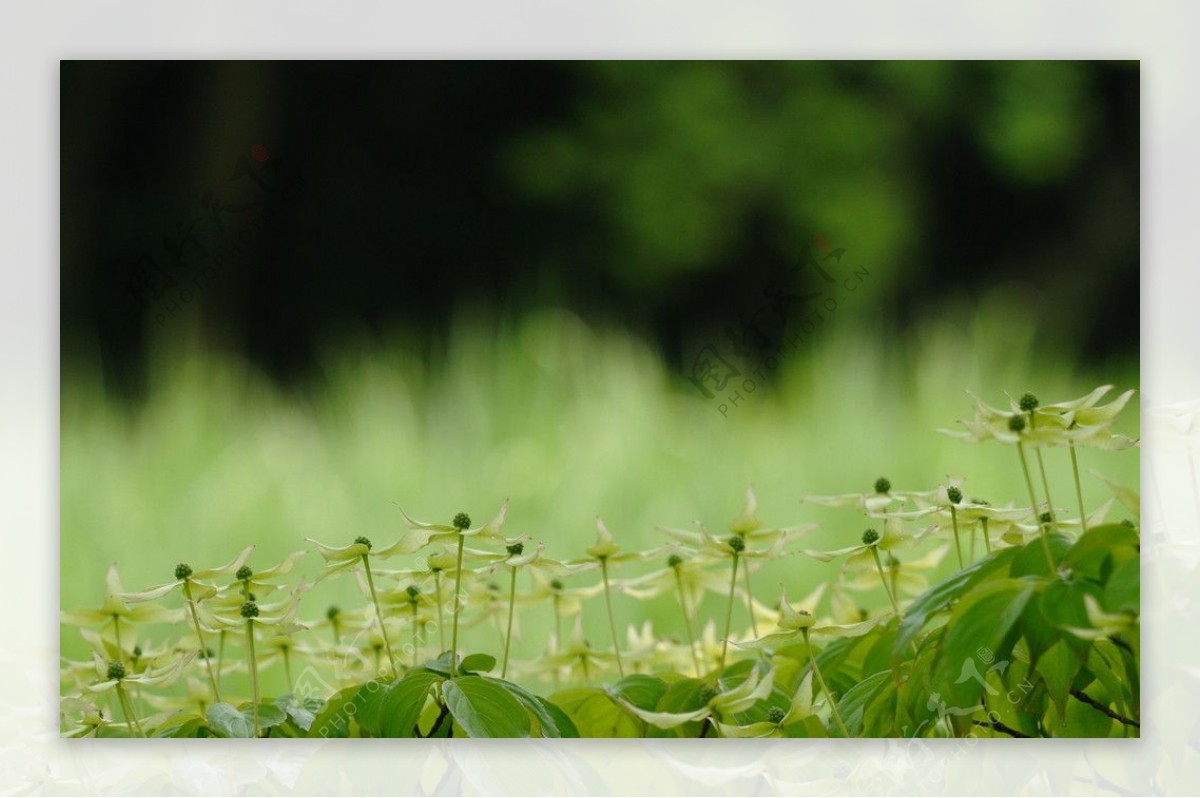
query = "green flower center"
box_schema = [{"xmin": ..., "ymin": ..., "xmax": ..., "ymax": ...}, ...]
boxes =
[
  {"xmin": 862, "ymin": 528, "xmax": 880, "ymax": 545},
  {"xmin": 354, "ymin": 536, "xmax": 372, "ymax": 550},
  {"xmin": 106, "ymin": 661, "xmax": 126, "ymax": 681},
  {"xmin": 235, "ymin": 565, "xmax": 253, "ymax": 581},
  {"xmin": 174, "ymin": 563, "xmax": 193, "ymax": 581},
  {"xmin": 240, "ymin": 601, "xmax": 260, "ymax": 619},
  {"xmin": 452, "ymin": 512, "xmax": 472, "ymax": 530},
  {"xmin": 874, "ymin": 476, "xmax": 891, "ymax": 494}
]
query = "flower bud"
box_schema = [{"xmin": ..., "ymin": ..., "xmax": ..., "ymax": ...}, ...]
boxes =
[
  {"xmin": 1008, "ymin": 414, "xmax": 1026, "ymax": 433},
  {"xmin": 106, "ymin": 661, "xmax": 125, "ymax": 681},
  {"xmin": 874, "ymin": 477, "xmax": 891, "ymax": 495},
  {"xmin": 767, "ymin": 706, "xmax": 787, "ymax": 724},
  {"xmin": 947, "ymin": 486, "xmax": 963, "ymax": 505},
  {"xmin": 728, "ymin": 535, "xmax": 746, "ymax": 553},
  {"xmin": 1019, "ymin": 392, "xmax": 1039, "ymax": 413},
  {"xmin": 353, "ymin": 536, "xmax": 372, "ymax": 550},
  {"xmin": 174, "ymin": 563, "xmax": 193, "ymax": 581},
  {"xmin": 235, "ymin": 565, "xmax": 253, "ymax": 581},
  {"xmin": 240, "ymin": 600, "xmax": 259, "ymax": 619},
  {"xmin": 326, "ymin": 605, "xmax": 340, "ymax": 621},
  {"xmin": 452, "ymin": 512, "xmax": 472, "ymax": 530},
  {"xmin": 667, "ymin": 553, "xmax": 683, "ymax": 568},
  {"xmin": 506, "ymin": 542, "xmax": 525, "ymax": 557},
  {"xmin": 862, "ymin": 528, "xmax": 880, "ymax": 545}
]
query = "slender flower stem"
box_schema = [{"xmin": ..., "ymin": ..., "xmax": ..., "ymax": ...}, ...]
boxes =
[
  {"xmin": 361, "ymin": 554, "xmax": 396, "ymax": 677},
  {"xmin": 672, "ymin": 566, "xmax": 702, "ymax": 675},
  {"xmin": 112, "ymin": 617, "xmax": 123, "ymax": 663},
  {"xmin": 410, "ymin": 602, "xmax": 420, "ymax": 668},
  {"xmin": 115, "ymin": 682, "xmax": 145, "ymax": 738},
  {"xmin": 245, "ymin": 620, "xmax": 260, "ymax": 737},
  {"xmin": 742, "ymin": 559, "xmax": 759, "ymax": 637},
  {"xmin": 803, "ymin": 629, "xmax": 849, "ymax": 738},
  {"xmin": 981, "ymin": 518, "xmax": 992, "ymax": 554},
  {"xmin": 217, "ymin": 630, "xmax": 226, "ymax": 692},
  {"xmin": 599, "ymin": 558, "xmax": 625, "ymax": 677},
  {"xmin": 1069, "ymin": 443, "xmax": 1088, "ymax": 534},
  {"xmin": 450, "ymin": 534, "xmax": 467, "ymax": 677},
  {"xmin": 871, "ymin": 548, "xmax": 900, "ymax": 615},
  {"xmin": 183, "ymin": 581, "xmax": 221, "ymax": 703},
  {"xmin": 719, "ymin": 553, "xmax": 739, "ymax": 672},
  {"xmin": 433, "ymin": 571, "xmax": 446, "ymax": 653},
  {"xmin": 949, "ymin": 506, "xmax": 964, "ymax": 569},
  {"xmin": 1017, "ymin": 441, "xmax": 1056, "ymax": 571},
  {"xmin": 1035, "ymin": 446, "xmax": 1057, "ymax": 525},
  {"xmin": 502, "ymin": 566, "xmax": 517, "ymax": 678},
  {"xmin": 282, "ymin": 646, "xmax": 293, "ymax": 692}
]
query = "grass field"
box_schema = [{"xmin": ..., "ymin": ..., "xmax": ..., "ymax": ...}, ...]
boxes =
[{"xmin": 60, "ymin": 298, "xmax": 1139, "ymax": 700}]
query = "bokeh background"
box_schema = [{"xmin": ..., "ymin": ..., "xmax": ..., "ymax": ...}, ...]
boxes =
[{"xmin": 60, "ymin": 61, "xmax": 1140, "ymax": 687}]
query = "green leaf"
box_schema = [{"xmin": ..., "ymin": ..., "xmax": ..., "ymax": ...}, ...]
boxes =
[
  {"xmin": 205, "ymin": 702, "xmax": 252, "ymax": 738},
  {"xmin": 606, "ymin": 674, "xmax": 669, "ymax": 712},
  {"xmin": 551, "ymin": 688, "xmax": 641, "ymax": 738},
  {"xmin": 1061, "ymin": 523, "xmax": 1139, "ymax": 581},
  {"xmin": 647, "ymin": 678, "xmax": 710, "ymax": 737},
  {"xmin": 459, "ymin": 653, "xmax": 497, "ymax": 674},
  {"xmin": 894, "ymin": 546, "xmax": 1019, "ymax": 662},
  {"xmin": 379, "ymin": 670, "xmax": 443, "ymax": 738},
  {"xmin": 305, "ymin": 685, "xmax": 359, "ymax": 738},
  {"xmin": 1038, "ymin": 640, "xmax": 1082, "ymax": 723},
  {"xmin": 1039, "ymin": 579, "xmax": 1104, "ymax": 655},
  {"xmin": 443, "ymin": 676, "xmax": 531, "ymax": 738},
  {"xmin": 1010, "ymin": 534, "xmax": 1072, "ymax": 579},
  {"xmin": 931, "ymin": 579, "xmax": 1035, "ymax": 710},
  {"xmin": 1104, "ymin": 556, "xmax": 1139, "ymax": 614},
  {"xmin": 151, "ymin": 713, "xmax": 208, "ymax": 738},
  {"xmin": 352, "ymin": 679, "xmax": 391, "ymax": 736},
  {"xmin": 481, "ymin": 676, "xmax": 578, "ymax": 738},
  {"xmin": 273, "ymin": 693, "xmax": 322, "ymax": 732},
  {"xmin": 835, "ymin": 671, "xmax": 891, "ymax": 737}
]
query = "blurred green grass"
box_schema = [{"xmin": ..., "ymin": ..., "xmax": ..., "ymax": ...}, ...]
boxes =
[{"xmin": 60, "ymin": 298, "xmax": 1139, "ymax": 693}]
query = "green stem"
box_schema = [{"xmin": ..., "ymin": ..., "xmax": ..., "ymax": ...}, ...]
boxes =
[
  {"xmin": 1017, "ymin": 441, "xmax": 1055, "ymax": 571},
  {"xmin": 673, "ymin": 567, "xmax": 702, "ymax": 675},
  {"xmin": 450, "ymin": 534, "xmax": 466, "ymax": 677},
  {"xmin": 599, "ymin": 558, "xmax": 625, "ymax": 677},
  {"xmin": 719, "ymin": 553, "xmax": 739, "ymax": 672},
  {"xmin": 112, "ymin": 616, "xmax": 123, "ymax": 663},
  {"xmin": 217, "ymin": 630, "xmax": 226, "ymax": 694},
  {"xmin": 1069, "ymin": 443, "xmax": 1087, "ymax": 534},
  {"xmin": 362, "ymin": 554, "xmax": 396, "ymax": 677},
  {"xmin": 115, "ymin": 682, "xmax": 145, "ymax": 738},
  {"xmin": 283, "ymin": 646, "xmax": 293, "ymax": 692},
  {"xmin": 950, "ymin": 506, "xmax": 964, "ymax": 569},
  {"xmin": 871, "ymin": 547, "xmax": 900, "ymax": 615},
  {"xmin": 1035, "ymin": 446, "xmax": 1057, "ymax": 525},
  {"xmin": 183, "ymin": 580, "xmax": 221, "ymax": 704},
  {"xmin": 411, "ymin": 602, "xmax": 420, "ymax": 668},
  {"xmin": 433, "ymin": 570, "xmax": 446, "ymax": 653},
  {"xmin": 245, "ymin": 620, "xmax": 260, "ymax": 738},
  {"xmin": 981, "ymin": 517, "xmax": 992, "ymax": 554},
  {"xmin": 803, "ymin": 629, "xmax": 849, "ymax": 738},
  {"xmin": 502, "ymin": 566, "xmax": 517, "ymax": 678},
  {"xmin": 741, "ymin": 559, "xmax": 759, "ymax": 637}
]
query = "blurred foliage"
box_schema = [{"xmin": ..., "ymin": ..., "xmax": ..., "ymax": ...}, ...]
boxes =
[{"xmin": 61, "ymin": 61, "xmax": 1137, "ymax": 393}]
